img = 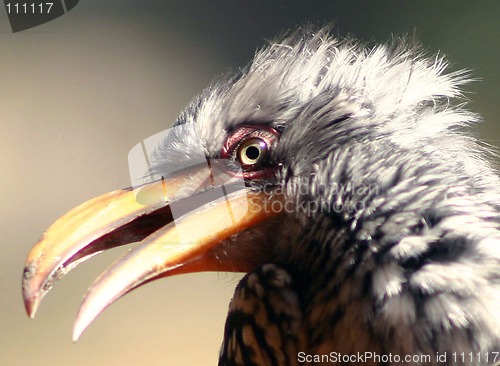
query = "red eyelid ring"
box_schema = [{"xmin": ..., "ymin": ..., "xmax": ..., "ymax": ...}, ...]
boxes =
[{"xmin": 221, "ymin": 125, "xmax": 280, "ymax": 159}]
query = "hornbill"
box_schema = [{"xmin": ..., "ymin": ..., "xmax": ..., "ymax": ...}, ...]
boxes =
[{"xmin": 23, "ymin": 28, "xmax": 500, "ymax": 365}]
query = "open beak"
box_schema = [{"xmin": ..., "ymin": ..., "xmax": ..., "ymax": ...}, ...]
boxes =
[{"xmin": 22, "ymin": 161, "xmax": 283, "ymax": 341}]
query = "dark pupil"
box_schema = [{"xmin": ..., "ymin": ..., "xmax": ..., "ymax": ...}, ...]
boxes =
[{"xmin": 245, "ymin": 145, "xmax": 260, "ymax": 160}]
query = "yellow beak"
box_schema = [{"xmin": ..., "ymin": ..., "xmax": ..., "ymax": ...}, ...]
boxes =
[{"xmin": 23, "ymin": 162, "xmax": 283, "ymax": 340}]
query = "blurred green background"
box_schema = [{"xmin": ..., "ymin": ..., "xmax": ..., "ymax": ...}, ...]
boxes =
[{"xmin": 1, "ymin": 1, "xmax": 499, "ymax": 365}]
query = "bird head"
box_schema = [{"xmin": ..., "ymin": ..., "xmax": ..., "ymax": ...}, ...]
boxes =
[{"xmin": 23, "ymin": 27, "xmax": 500, "ymax": 351}]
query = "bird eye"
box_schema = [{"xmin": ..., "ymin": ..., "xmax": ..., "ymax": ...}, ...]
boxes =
[
  {"xmin": 221, "ymin": 125, "xmax": 280, "ymax": 176},
  {"xmin": 237, "ymin": 138, "xmax": 267, "ymax": 167}
]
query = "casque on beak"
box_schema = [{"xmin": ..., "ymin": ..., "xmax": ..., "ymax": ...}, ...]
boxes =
[{"xmin": 22, "ymin": 158, "xmax": 283, "ymax": 341}]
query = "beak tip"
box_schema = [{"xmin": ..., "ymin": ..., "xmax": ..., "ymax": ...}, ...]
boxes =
[
  {"xmin": 73, "ymin": 297, "xmax": 101, "ymax": 343},
  {"xmin": 72, "ymin": 332, "xmax": 82, "ymax": 343},
  {"xmin": 22, "ymin": 261, "xmax": 40, "ymax": 318},
  {"xmin": 72, "ymin": 318, "xmax": 89, "ymax": 343},
  {"xmin": 23, "ymin": 293, "xmax": 39, "ymax": 319},
  {"xmin": 22, "ymin": 286, "xmax": 39, "ymax": 319}
]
